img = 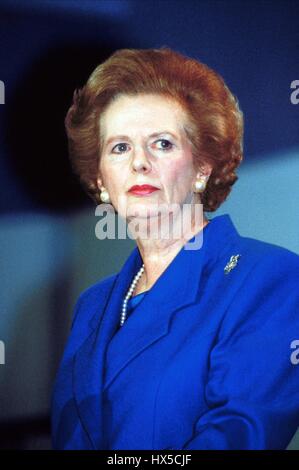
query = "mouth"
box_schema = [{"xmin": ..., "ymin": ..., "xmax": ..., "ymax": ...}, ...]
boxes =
[{"xmin": 128, "ymin": 185, "xmax": 160, "ymax": 196}]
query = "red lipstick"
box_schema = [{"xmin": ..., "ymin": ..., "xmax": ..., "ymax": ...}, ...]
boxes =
[{"xmin": 128, "ymin": 184, "xmax": 159, "ymax": 196}]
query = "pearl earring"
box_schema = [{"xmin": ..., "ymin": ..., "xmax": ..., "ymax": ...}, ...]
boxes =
[
  {"xmin": 193, "ymin": 178, "xmax": 207, "ymax": 193},
  {"xmin": 99, "ymin": 188, "xmax": 111, "ymax": 203}
]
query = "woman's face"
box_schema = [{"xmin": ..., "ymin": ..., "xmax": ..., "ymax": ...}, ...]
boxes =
[{"xmin": 98, "ymin": 93, "xmax": 210, "ymax": 223}]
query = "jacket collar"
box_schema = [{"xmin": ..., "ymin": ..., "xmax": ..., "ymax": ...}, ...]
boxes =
[{"xmin": 73, "ymin": 213, "xmax": 240, "ymax": 449}]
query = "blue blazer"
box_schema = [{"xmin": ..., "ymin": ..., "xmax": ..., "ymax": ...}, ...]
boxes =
[{"xmin": 51, "ymin": 214, "xmax": 299, "ymax": 450}]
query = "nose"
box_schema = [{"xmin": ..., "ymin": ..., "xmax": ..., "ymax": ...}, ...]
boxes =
[{"xmin": 131, "ymin": 146, "xmax": 152, "ymax": 173}]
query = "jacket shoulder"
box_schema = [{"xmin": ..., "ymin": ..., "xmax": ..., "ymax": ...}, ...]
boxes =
[
  {"xmin": 217, "ymin": 235, "xmax": 299, "ymax": 342},
  {"xmin": 236, "ymin": 234, "xmax": 299, "ymax": 274},
  {"xmin": 77, "ymin": 272, "xmax": 117, "ymax": 304},
  {"xmin": 71, "ymin": 272, "xmax": 117, "ymax": 330}
]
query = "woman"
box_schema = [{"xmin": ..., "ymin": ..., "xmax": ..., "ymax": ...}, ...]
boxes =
[{"xmin": 51, "ymin": 47, "xmax": 299, "ymax": 450}]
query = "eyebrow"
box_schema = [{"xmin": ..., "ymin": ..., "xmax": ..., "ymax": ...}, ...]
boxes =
[{"xmin": 103, "ymin": 131, "xmax": 180, "ymax": 148}]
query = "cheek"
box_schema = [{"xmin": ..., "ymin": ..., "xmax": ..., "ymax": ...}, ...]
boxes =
[
  {"xmin": 110, "ymin": 178, "xmax": 126, "ymax": 198},
  {"xmin": 161, "ymin": 158, "xmax": 193, "ymax": 188},
  {"xmin": 102, "ymin": 165, "xmax": 125, "ymax": 193}
]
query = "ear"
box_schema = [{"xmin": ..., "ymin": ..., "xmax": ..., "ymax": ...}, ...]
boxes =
[
  {"xmin": 96, "ymin": 174, "xmax": 103, "ymax": 191},
  {"xmin": 195, "ymin": 161, "xmax": 213, "ymax": 179}
]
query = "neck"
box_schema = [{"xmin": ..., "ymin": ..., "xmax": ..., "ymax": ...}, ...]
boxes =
[{"xmin": 134, "ymin": 210, "xmax": 209, "ymax": 293}]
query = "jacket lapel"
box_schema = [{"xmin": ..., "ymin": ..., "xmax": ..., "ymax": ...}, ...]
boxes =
[{"xmin": 103, "ymin": 229, "xmax": 208, "ymax": 391}]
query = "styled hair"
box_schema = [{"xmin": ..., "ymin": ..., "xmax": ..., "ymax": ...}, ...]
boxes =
[{"xmin": 65, "ymin": 47, "xmax": 243, "ymax": 211}]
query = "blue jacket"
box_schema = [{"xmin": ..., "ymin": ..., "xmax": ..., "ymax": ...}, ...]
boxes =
[{"xmin": 51, "ymin": 214, "xmax": 299, "ymax": 450}]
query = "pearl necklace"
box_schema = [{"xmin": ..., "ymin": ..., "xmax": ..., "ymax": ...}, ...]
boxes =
[{"xmin": 120, "ymin": 263, "xmax": 145, "ymax": 327}]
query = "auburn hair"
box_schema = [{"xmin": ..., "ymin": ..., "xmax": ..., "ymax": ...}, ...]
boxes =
[{"xmin": 65, "ymin": 47, "xmax": 243, "ymax": 211}]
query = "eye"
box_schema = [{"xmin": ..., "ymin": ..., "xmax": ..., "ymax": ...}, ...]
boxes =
[
  {"xmin": 111, "ymin": 143, "xmax": 129, "ymax": 154},
  {"xmin": 154, "ymin": 139, "xmax": 174, "ymax": 151}
]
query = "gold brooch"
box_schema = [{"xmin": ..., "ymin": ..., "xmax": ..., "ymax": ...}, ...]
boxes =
[{"xmin": 224, "ymin": 254, "xmax": 241, "ymax": 274}]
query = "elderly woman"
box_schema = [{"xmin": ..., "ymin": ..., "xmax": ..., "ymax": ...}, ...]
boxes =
[{"xmin": 51, "ymin": 47, "xmax": 299, "ymax": 450}]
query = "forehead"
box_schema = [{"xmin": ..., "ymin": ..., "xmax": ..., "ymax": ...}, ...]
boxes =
[{"xmin": 99, "ymin": 94, "xmax": 188, "ymax": 138}]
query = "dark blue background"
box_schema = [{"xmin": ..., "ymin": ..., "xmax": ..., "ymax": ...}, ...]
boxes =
[{"xmin": 0, "ymin": 0, "xmax": 298, "ymax": 214}]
